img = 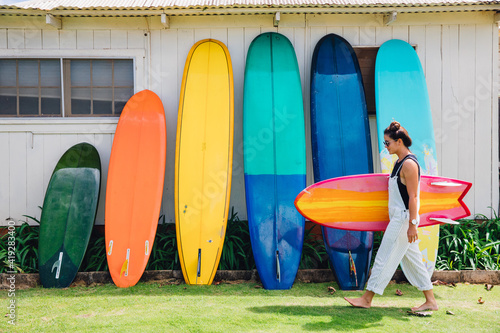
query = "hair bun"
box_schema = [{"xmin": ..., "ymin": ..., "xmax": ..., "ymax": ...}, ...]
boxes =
[
  {"xmin": 389, "ymin": 121, "xmax": 401, "ymax": 132},
  {"xmin": 383, "ymin": 121, "xmax": 412, "ymax": 148}
]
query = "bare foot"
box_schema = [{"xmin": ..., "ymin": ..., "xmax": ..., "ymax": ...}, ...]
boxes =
[
  {"xmin": 411, "ymin": 301, "xmax": 438, "ymax": 312},
  {"xmin": 344, "ymin": 297, "xmax": 371, "ymax": 309}
]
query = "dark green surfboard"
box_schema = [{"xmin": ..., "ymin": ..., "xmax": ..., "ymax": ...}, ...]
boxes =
[{"xmin": 38, "ymin": 143, "xmax": 101, "ymax": 288}]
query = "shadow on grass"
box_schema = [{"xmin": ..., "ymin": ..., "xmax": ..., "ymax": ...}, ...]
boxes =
[{"xmin": 248, "ymin": 305, "xmax": 410, "ymax": 331}]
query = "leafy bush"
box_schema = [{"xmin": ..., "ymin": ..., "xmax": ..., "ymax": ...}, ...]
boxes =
[
  {"xmin": 218, "ymin": 208, "xmax": 255, "ymax": 270},
  {"xmin": 80, "ymin": 231, "xmax": 108, "ymax": 272},
  {"xmin": 0, "ymin": 215, "xmax": 40, "ymax": 274},
  {"xmin": 299, "ymin": 225, "xmax": 328, "ymax": 269},
  {"xmin": 145, "ymin": 215, "xmax": 179, "ymax": 271},
  {"xmin": 370, "ymin": 231, "xmax": 383, "ymax": 268},
  {"xmin": 436, "ymin": 211, "xmax": 500, "ymax": 270},
  {"xmin": 3, "ymin": 207, "xmax": 500, "ymax": 274}
]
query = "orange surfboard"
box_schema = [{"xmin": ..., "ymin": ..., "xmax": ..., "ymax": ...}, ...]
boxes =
[
  {"xmin": 105, "ymin": 90, "xmax": 166, "ymax": 288},
  {"xmin": 295, "ymin": 174, "xmax": 472, "ymax": 232}
]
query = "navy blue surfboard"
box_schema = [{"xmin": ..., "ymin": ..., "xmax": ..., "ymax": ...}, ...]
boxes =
[{"xmin": 310, "ymin": 34, "xmax": 374, "ymax": 290}]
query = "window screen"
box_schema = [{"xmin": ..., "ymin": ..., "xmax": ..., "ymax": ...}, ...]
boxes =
[
  {"xmin": 0, "ymin": 59, "xmax": 62, "ymax": 116},
  {"xmin": 67, "ymin": 59, "xmax": 133, "ymax": 116},
  {"xmin": 0, "ymin": 58, "xmax": 134, "ymax": 117}
]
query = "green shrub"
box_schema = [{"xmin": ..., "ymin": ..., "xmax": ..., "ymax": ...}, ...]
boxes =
[
  {"xmin": 370, "ymin": 231, "xmax": 383, "ymax": 268},
  {"xmin": 299, "ymin": 225, "xmax": 328, "ymax": 269},
  {"xmin": 436, "ymin": 211, "xmax": 500, "ymax": 270},
  {"xmin": 218, "ymin": 208, "xmax": 255, "ymax": 270},
  {"xmin": 80, "ymin": 231, "xmax": 108, "ymax": 272},
  {"xmin": 3, "ymin": 207, "xmax": 500, "ymax": 274},
  {"xmin": 145, "ymin": 215, "xmax": 179, "ymax": 271},
  {"xmin": 0, "ymin": 215, "xmax": 40, "ymax": 274}
]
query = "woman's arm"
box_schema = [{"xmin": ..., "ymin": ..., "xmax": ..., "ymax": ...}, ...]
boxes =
[{"xmin": 401, "ymin": 159, "xmax": 419, "ymax": 243}]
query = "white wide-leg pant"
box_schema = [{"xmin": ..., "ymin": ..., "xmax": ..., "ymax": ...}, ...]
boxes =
[{"xmin": 366, "ymin": 210, "xmax": 433, "ymax": 295}]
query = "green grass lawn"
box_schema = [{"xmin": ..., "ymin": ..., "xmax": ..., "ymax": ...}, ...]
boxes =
[{"xmin": 2, "ymin": 281, "xmax": 499, "ymax": 332}]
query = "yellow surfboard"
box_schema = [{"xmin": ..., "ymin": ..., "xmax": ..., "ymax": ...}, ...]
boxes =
[{"xmin": 175, "ymin": 39, "xmax": 234, "ymax": 285}]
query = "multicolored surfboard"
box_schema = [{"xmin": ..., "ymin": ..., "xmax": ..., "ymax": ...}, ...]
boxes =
[
  {"xmin": 310, "ymin": 34, "xmax": 373, "ymax": 290},
  {"xmin": 39, "ymin": 143, "xmax": 101, "ymax": 288},
  {"xmin": 375, "ymin": 39, "xmax": 440, "ymax": 273},
  {"xmin": 295, "ymin": 173, "xmax": 472, "ymax": 231},
  {"xmin": 243, "ymin": 32, "xmax": 306, "ymax": 290},
  {"xmin": 175, "ymin": 39, "xmax": 234, "ymax": 285},
  {"xmin": 105, "ymin": 90, "xmax": 166, "ymax": 288}
]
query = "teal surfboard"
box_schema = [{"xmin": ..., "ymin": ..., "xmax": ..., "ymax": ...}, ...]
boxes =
[
  {"xmin": 243, "ymin": 32, "xmax": 306, "ymax": 289},
  {"xmin": 375, "ymin": 39, "xmax": 439, "ymax": 274},
  {"xmin": 38, "ymin": 143, "xmax": 101, "ymax": 288}
]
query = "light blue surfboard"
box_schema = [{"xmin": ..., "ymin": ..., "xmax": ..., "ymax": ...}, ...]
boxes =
[{"xmin": 375, "ymin": 39, "xmax": 439, "ymax": 274}]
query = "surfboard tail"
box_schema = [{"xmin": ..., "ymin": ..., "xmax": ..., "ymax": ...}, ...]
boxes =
[{"xmin": 420, "ymin": 176, "xmax": 472, "ymax": 227}]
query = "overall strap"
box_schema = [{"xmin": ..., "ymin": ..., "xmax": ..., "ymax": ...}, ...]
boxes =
[
  {"xmin": 394, "ymin": 154, "xmax": 420, "ymax": 210},
  {"xmin": 394, "ymin": 154, "xmax": 414, "ymax": 176}
]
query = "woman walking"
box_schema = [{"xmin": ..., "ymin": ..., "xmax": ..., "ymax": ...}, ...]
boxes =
[{"xmin": 344, "ymin": 121, "xmax": 438, "ymax": 312}]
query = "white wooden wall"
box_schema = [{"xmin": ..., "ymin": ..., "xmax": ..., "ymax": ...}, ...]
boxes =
[{"xmin": 0, "ymin": 11, "xmax": 498, "ymax": 225}]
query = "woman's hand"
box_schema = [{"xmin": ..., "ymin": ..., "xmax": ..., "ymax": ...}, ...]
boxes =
[{"xmin": 408, "ymin": 225, "xmax": 418, "ymax": 243}]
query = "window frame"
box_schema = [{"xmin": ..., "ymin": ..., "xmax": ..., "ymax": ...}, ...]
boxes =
[
  {"xmin": 0, "ymin": 48, "xmax": 143, "ymax": 119},
  {"xmin": 353, "ymin": 46, "xmax": 378, "ymax": 116},
  {"xmin": 0, "ymin": 58, "xmax": 63, "ymax": 117},
  {"xmin": 63, "ymin": 59, "xmax": 135, "ymax": 117},
  {"xmin": 353, "ymin": 45, "xmax": 418, "ymax": 116}
]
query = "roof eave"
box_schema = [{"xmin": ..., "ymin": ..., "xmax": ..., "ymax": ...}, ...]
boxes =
[{"xmin": 1, "ymin": 4, "xmax": 499, "ymax": 17}]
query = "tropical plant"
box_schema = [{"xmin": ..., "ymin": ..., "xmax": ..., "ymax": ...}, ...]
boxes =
[
  {"xmin": 218, "ymin": 208, "xmax": 255, "ymax": 270},
  {"xmin": 145, "ymin": 215, "xmax": 179, "ymax": 271},
  {"xmin": 299, "ymin": 225, "xmax": 328, "ymax": 269},
  {"xmin": 80, "ymin": 231, "xmax": 108, "ymax": 272},
  {"xmin": 4, "ymin": 207, "xmax": 500, "ymax": 273},
  {"xmin": 0, "ymin": 214, "xmax": 40, "ymax": 274},
  {"xmin": 436, "ymin": 210, "xmax": 500, "ymax": 270},
  {"xmin": 368, "ymin": 231, "xmax": 384, "ymax": 268}
]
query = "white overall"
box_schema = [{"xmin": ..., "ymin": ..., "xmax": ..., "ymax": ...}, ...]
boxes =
[{"xmin": 366, "ymin": 156, "xmax": 433, "ymax": 295}]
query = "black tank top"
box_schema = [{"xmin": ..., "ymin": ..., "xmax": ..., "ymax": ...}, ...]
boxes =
[{"xmin": 390, "ymin": 154, "xmax": 420, "ymax": 209}]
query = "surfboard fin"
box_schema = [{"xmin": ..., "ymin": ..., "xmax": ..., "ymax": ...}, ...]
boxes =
[
  {"xmin": 276, "ymin": 251, "xmax": 281, "ymax": 282},
  {"xmin": 197, "ymin": 249, "xmax": 202, "ymax": 278},
  {"xmin": 429, "ymin": 217, "xmax": 459, "ymax": 225},
  {"xmin": 349, "ymin": 251, "xmax": 358, "ymax": 288},
  {"xmin": 51, "ymin": 252, "xmax": 63, "ymax": 279},
  {"xmin": 120, "ymin": 260, "xmax": 128, "ymax": 277},
  {"xmin": 120, "ymin": 249, "xmax": 130, "ymax": 277},
  {"xmin": 107, "ymin": 240, "xmax": 113, "ymax": 255}
]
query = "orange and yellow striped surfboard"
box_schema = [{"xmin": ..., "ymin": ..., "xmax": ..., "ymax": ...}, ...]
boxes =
[{"xmin": 294, "ymin": 174, "xmax": 471, "ymax": 232}]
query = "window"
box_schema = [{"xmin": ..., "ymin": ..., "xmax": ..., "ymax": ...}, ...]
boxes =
[
  {"xmin": 65, "ymin": 59, "xmax": 134, "ymax": 116},
  {"xmin": 353, "ymin": 47, "xmax": 377, "ymax": 115},
  {"xmin": 353, "ymin": 46, "xmax": 418, "ymax": 116},
  {"xmin": 0, "ymin": 59, "xmax": 62, "ymax": 116},
  {"xmin": 0, "ymin": 58, "xmax": 134, "ymax": 117}
]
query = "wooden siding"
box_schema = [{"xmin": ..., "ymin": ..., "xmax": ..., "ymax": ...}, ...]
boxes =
[{"xmin": 0, "ymin": 12, "xmax": 498, "ymax": 225}]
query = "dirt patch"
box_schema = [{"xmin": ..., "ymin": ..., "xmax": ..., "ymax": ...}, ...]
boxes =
[
  {"xmin": 75, "ymin": 312, "xmax": 96, "ymax": 318},
  {"xmin": 103, "ymin": 309, "xmax": 125, "ymax": 316},
  {"xmin": 146, "ymin": 278, "xmax": 183, "ymax": 286}
]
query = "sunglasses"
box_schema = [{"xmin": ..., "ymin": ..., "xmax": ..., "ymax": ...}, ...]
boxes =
[{"xmin": 383, "ymin": 140, "xmax": 396, "ymax": 147}]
